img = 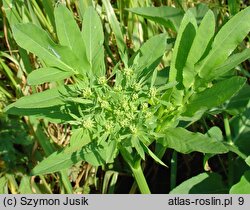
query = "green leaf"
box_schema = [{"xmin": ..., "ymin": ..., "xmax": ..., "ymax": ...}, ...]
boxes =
[
  {"xmin": 183, "ymin": 10, "xmax": 215, "ymax": 88},
  {"xmin": 3, "ymin": 104, "xmax": 75, "ymax": 123},
  {"xmin": 19, "ymin": 176, "xmax": 33, "ymax": 194},
  {"xmin": 132, "ymin": 136, "xmax": 145, "ymax": 160},
  {"xmin": 127, "ymin": 6, "xmax": 184, "ymax": 31},
  {"xmin": 170, "ymin": 173, "xmax": 227, "ymax": 194},
  {"xmin": 230, "ymin": 171, "xmax": 250, "ymax": 194},
  {"xmin": 230, "ymin": 107, "xmax": 250, "ymax": 156},
  {"xmin": 82, "ymin": 6, "xmax": 105, "ymax": 76},
  {"xmin": 55, "ymin": 5, "xmax": 89, "ymax": 74},
  {"xmin": 12, "ymin": 23, "xmax": 80, "ymax": 73},
  {"xmin": 189, "ymin": 3, "xmax": 209, "ymax": 24},
  {"xmin": 0, "ymin": 176, "xmax": 7, "ymax": 194},
  {"xmin": 226, "ymin": 84, "xmax": 250, "ymax": 115},
  {"xmin": 4, "ymin": 85, "xmax": 76, "ymax": 109},
  {"xmin": 141, "ymin": 142, "xmax": 167, "ymax": 167},
  {"xmin": 103, "ymin": 0, "xmax": 128, "ymax": 65},
  {"xmin": 207, "ymin": 48, "xmax": 250, "ymax": 81},
  {"xmin": 246, "ymin": 156, "xmax": 250, "ymax": 167},
  {"xmin": 68, "ymin": 129, "xmax": 91, "ymax": 153},
  {"xmin": 135, "ymin": 34, "xmax": 167, "ymax": 78},
  {"xmin": 198, "ymin": 7, "xmax": 250, "ymax": 79},
  {"xmin": 169, "ymin": 10, "xmax": 197, "ymax": 89},
  {"xmin": 41, "ymin": 0, "xmax": 55, "ymax": 28},
  {"xmin": 183, "ymin": 76, "xmax": 246, "ymax": 117},
  {"xmin": 159, "ymin": 127, "xmax": 229, "ymax": 154},
  {"xmin": 27, "ymin": 67, "xmax": 73, "ymax": 85},
  {"xmin": 31, "ymin": 141, "xmax": 117, "ymax": 175}
]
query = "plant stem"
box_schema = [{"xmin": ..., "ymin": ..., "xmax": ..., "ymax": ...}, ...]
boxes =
[
  {"xmin": 39, "ymin": 175, "xmax": 53, "ymax": 194},
  {"xmin": 120, "ymin": 148, "xmax": 151, "ymax": 194},
  {"xmin": 130, "ymin": 162, "xmax": 151, "ymax": 194},
  {"xmin": 170, "ymin": 150, "xmax": 177, "ymax": 190},
  {"xmin": 223, "ymin": 113, "xmax": 234, "ymax": 186}
]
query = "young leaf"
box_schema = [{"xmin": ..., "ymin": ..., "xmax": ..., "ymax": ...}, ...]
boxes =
[
  {"xmin": 102, "ymin": 0, "xmax": 128, "ymax": 65},
  {"xmin": 169, "ymin": 10, "xmax": 197, "ymax": 89},
  {"xmin": 159, "ymin": 127, "xmax": 229, "ymax": 154},
  {"xmin": 230, "ymin": 171, "xmax": 250, "ymax": 194},
  {"xmin": 31, "ymin": 141, "xmax": 117, "ymax": 175},
  {"xmin": 127, "ymin": 6, "xmax": 184, "ymax": 31},
  {"xmin": 12, "ymin": 23, "xmax": 79, "ymax": 72},
  {"xmin": 55, "ymin": 5, "xmax": 89, "ymax": 74},
  {"xmin": 198, "ymin": 6, "xmax": 250, "ymax": 79},
  {"xmin": 135, "ymin": 34, "xmax": 167, "ymax": 78},
  {"xmin": 27, "ymin": 67, "xmax": 73, "ymax": 85},
  {"xmin": 67, "ymin": 129, "xmax": 91, "ymax": 153},
  {"xmin": 170, "ymin": 173, "xmax": 227, "ymax": 194},
  {"xmin": 140, "ymin": 142, "xmax": 167, "ymax": 167},
  {"xmin": 183, "ymin": 10, "xmax": 215, "ymax": 88},
  {"xmin": 183, "ymin": 76, "xmax": 246, "ymax": 117},
  {"xmin": 82, "ymin": 6, "xmax": 105, "ymax": 76}
]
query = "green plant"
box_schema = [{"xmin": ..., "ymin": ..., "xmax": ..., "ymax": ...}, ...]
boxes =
[{"xmin": 4, "ymin": 1, "xmax": 250, "ymax": 194}]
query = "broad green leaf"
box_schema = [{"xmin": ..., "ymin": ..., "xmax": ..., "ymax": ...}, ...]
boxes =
[
  {"xmin": 226, "ymin": 84, "xmax": 250, "ymax": 115},
  {"xmin": 31, "ymin": 141, "xmax": 117, "ymax": 175},
  {"xmin": 230, "ymin": 171, "xmax": 250, "ymax": 194},
  {"xmin": 103, "ymin": 0, "xmax": 128, "ymax": 65},
  {"xmin": 82, "ymin": 6, "xmax": 104, "ymax": 76},
  {"xmin": 170, "ymin": 173, "xmax": 227, "ymax": 194},
  {"xmin": 205, "ymin": 48, "xmax": 250, "ymax": 81},
  {"xmin": 12, "ymin": 23, "xmax": 79, "ymax": 72},
  {"xmin": 27, "ymin": 67, "xmax": 73, "ymax": 85},
  {"xmin": 159, "ymin": 127, "xmax": 229, "ymax": 154},
  {"xmin": 55, "ymin": 5, "xmax": 89, "ymax": 74},
  {"xmin": 4, "ymin": 85, "xmax": 77, "ymax": 110},
  {"xmin": 198, "ymin": 7, "xmax": 250, "ymax": 79},
  {"xmin": 135, "ymin": 34, "xmax": 167, "ymax": 78},
  {"xmin": 230, "ymin": 107, "xmax": 250, "ymax": 156},
  {"xmin": 246, "ymin": 156, "xmax": 250, "ymax": 167},
  {"xmin": 127, "ymin": 6, "xmax": 184, "ymax": 31},
  {"xmin": 206, "ymin": 126, "xmax": 223, "ymax": 141},
  {"xmin": 78, "ymin": 0, "xmax": 93, "ymax": 19},
  {"xmin": 183, "ymin": 10, "xmax": 215, "ymax": 88},
  {"xmin": 183, "ymin": 76, "xmax": 246, "ymax": 117},
  {"xmin": 169, "ymin": 10, "xmax": 197, "ymax": 89}
]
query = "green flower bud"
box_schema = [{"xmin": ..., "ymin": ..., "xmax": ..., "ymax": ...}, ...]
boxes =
[{"xmin": 83, "ymin": 118, "xmax": 95, "ymax": 129}]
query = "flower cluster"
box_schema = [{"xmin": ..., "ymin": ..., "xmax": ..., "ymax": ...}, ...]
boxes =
[{"xmin": 68, "ymin": 67, "xmax": 165, "ymax": 148}]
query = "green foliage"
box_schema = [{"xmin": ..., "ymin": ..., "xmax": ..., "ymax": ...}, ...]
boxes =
[
  {"xmin": 159, "ymin": 127, "xmax": 228, "ymax": 154},
  {"xmin": 2, "ymin": 1, "xmax": 250, "ymax": 194},
  {"xmin": 230, "ymin": 171, "xmax": 250, "ymax": 194},
  {"xmin": 170, "ymin": 173, "xmax": 227, "ymax": 194}
]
